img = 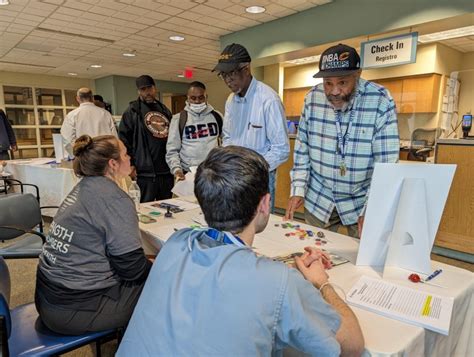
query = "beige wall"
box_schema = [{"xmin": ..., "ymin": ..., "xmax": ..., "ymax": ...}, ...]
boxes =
[
  {"xmin": 284, "ymin": 64, "xmax": 322, "ymax": 89},
  {"xmin": 0, "ymin": 71, "xmax": 94, "ymax": 90},
  {"xmin": 205, "ymin": 80, "xmax": 230, "ymax": 114},
  {"xmin": 263, "ymin": 63, "xmax": 284, "ymax": 98}
]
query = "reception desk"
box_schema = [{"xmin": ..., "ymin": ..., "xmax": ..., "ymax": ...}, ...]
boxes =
[{"xmin": 435, "ymin": 139, "xmax": 474, "ymax": 255}]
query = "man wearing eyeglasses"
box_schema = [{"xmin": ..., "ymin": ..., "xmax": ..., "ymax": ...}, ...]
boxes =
[{"xmin": 213, "ymin": 43, "xmax": 289, "ymax": 212}]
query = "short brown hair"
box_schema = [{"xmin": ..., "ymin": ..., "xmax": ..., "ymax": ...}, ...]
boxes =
[{"xmin": 73, "ymin": 135, "xmax": 120, "ymax": 177}]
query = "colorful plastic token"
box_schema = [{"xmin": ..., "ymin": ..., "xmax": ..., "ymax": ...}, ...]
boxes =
[
  {"xmin": 315, "ymin": 241, "xmax": 321, "ymax": 245},
  {"xmin": 317, "ymin": 231, "xmax": 325, "ymax": 238},
  {"xmin": 149, "ymin": 211, "xmax": 161, "ymax": 216},
  {"xmin": 307, "ymin": 230, "xmax": 314, "ymax": 237},
  {"xmin": 409, "ymin": 273, "xmax": 421, "ymax": 283}
]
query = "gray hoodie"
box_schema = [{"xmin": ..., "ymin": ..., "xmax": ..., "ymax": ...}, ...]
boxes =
[{"xmin": 166, "ymin": 103, "xmax": 222, "ymax": 174}]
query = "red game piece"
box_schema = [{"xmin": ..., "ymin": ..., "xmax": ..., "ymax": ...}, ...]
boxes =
[{"xmin": 408, "ymin": 273, "xmax": 421, "ymax": 283}]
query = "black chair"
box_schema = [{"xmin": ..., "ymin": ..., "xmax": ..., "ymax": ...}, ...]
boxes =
[
  {"xmin": 0, "ymin": 257, "xmax": 118, "ymax": 356},
  {"xmin": 0, "ymin": 193, "xmax": 48, "ymax": 259},
  {"xmin": 407, "ymin": 128, "xmax": 439, "ymax": 161}
]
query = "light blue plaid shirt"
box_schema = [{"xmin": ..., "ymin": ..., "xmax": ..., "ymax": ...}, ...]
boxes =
[
  {"xmin": 290, "ymin": 78, "xmax": 399, "ymax": 225},
  {"xmin": 223, "ymin": 77, "xmax": 289, "ymax": 171}
]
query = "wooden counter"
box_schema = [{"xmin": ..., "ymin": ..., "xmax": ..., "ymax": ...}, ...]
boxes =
[{"xmin": 434, "ymin": 139, "xmax": 474, "ymax": 254}]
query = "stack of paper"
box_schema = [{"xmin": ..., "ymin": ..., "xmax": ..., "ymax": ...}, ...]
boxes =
[{"xmin": 347, "ymin": 276, "xmax": 453, "ymax": 335}]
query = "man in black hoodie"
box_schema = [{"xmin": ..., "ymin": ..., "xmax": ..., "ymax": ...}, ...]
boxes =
[{"xmin": 119, "ymin": 75, "xmax": 174, "ymax": 202}]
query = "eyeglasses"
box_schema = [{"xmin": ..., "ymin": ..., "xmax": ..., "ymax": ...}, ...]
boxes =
[{"xmin": 217, "ymin": 65, "xmax": 248, "ymax": 80}]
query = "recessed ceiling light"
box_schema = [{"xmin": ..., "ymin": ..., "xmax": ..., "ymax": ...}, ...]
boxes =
[
  {"xmin": 68, "ymin": 72, "xmax": 78, "ymax": 76},
  {"xmin": 0, "ymin": 0, "xmax": 10, "ymax": 6},
  {"xmin": 245, "ymin": 5, "xmax": 266, "ymax": 14},
  {"xmin": 169, "ymin": 35, "xmax": 185, "ymax": 42},
  {"xmin": 418, "ymin": 25, "xmax": 474, "ymax": 43},
  {"xmin": 90, "ymin": 64, "xmax": 102, "ymax": 68},
  {"xmin": 123, "ymin": 52, "xmax": 136, "ymax": 57}
]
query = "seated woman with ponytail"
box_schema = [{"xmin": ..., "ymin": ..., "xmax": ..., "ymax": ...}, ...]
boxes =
[{"xmin": 35, "ymin": 135, "xmax": 152, "ymax": 335}]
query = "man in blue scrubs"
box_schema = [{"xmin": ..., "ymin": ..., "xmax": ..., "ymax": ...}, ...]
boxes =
[
  {"xmin": 214, "ymin": 43, "xmax": 290, "ymax": 212},
  {"xmin": 118, "ymin": 146, "xmax": 364, "ymax": 357}
]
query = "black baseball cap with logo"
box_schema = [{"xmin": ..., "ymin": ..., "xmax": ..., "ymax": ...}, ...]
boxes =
[
  {"xmin": 136, "ymin": 75, "xmax": 155, "ymax": 89},
  {"xmin": 212, "ymin": 43, "xmax": 252, "ymax": 73},
  {"xmin": 313, "ymin": 44, "xmax": 361, "ymax": 78}
]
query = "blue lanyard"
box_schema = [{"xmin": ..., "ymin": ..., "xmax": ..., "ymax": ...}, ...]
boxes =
[
  {"xmin": 334, "ymin": 108, "xmax": 355, "ymax": 163},
  {"xmin": 206, "ymin": 228, "xmax": 246, "ymax": 247}
]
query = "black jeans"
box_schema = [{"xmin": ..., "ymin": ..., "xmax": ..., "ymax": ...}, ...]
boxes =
[
  {"xmin": 137, "ymin": 174, "xmax": 174, "ymax": 203},
  {"xmin": 0, "ymin": 151, "xmax": 10, "ymax": 160}
]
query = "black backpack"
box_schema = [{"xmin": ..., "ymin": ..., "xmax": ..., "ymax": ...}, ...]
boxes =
[{"xmin": 178, "ymin": 110, "xmax": 223, "ymax": 140}]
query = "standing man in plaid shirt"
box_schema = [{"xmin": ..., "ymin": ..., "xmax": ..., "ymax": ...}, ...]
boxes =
[{"xmin": 285, "ymin": 44, "xmax": 399, "ymax": 238}]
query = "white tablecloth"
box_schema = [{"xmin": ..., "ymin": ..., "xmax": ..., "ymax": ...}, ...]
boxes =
[
  {"xmin": 4, "ymin": 159, "xmax": 78, "ymax": 216},
  {"xmin": 138, "ymin": 200, "xmax": 473, "ymax": 357}
]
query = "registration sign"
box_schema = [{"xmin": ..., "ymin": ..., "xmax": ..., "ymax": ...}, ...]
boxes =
[{"xmin": 360, "ymin": 32, "xmax": 418, "ymax": 69}]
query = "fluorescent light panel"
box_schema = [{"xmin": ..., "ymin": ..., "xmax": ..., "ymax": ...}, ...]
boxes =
[
  {"xmin": 285, "ymin": 54, "xmax": 321, "ymax": 65},
  {"xmin": 418, "ymin": 25, "xmax": 474, "ymax": 43}
]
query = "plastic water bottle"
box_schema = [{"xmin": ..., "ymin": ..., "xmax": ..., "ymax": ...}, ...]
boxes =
[{"xmin": 128, "ymin": 181, "xmax": 141, "ymax": 212}]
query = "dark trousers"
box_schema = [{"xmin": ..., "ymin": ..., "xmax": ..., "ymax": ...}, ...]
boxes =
[
  {"xmin": 0, "ymin": 151, "xmax": 10, "ymax": 160},
  {"xmin": 305, "ymin": 208, "xmax": 359, "ymax": 238},
  {"xmin": 36, "ymin": 280, "xmax": 146, "ymax": 335},
  {"xmin": 137, "ymin": 174, "xmax": 174, "ymax": 202}
]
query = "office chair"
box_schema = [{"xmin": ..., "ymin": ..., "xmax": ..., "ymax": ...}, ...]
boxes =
[
  {"xmin": 407, "ymin": 128, "xmax": 439, "ymax": 161},
  {"xmin": 0, "ymin": 257, "xmax": 118, "ymax": 356},
  {"xmin": 0, "ymin": 193, "xmax": 48, "ymax": 259}
]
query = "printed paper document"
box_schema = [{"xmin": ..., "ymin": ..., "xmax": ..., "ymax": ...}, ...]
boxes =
[{"xmin": 347, "ymin": 276, "xmax": 453, "ymax": 335}]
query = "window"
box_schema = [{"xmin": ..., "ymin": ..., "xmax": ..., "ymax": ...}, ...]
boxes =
[{"xmin": 1, "ymin": 85, "xmax": 78, "ymax": 158}]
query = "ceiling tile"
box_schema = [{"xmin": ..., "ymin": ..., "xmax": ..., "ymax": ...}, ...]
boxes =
[
  {"xmin": 176, "ymin": 11, "xmax": 202, "ymax": 21},
  {"xmin": 154, "ymin": 5, "xmax": 184, "ymax": 16},
  {"xmin": 169, "ymin": 1, "xmax": 196, "ymax": 10}
]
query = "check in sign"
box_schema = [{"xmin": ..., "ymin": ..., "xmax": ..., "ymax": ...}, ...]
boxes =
[{"xmin": 360, "ymin": 32, "xmax": 418, "ymax": 69}]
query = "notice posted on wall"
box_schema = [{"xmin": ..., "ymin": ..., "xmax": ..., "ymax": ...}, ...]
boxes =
[{"xmin": 346, "ymin": 276, "xmax": 453, "ymax": 335}]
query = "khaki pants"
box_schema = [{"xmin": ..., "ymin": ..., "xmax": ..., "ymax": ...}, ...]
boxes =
[{"xmin": 304, "ymin": 208, "xmax": 359, "ymax": 238}]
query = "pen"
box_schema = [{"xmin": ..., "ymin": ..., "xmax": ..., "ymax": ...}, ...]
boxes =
[{"xmin": 425, "ymin": 269, "xmax": 442, "ymax": 282}]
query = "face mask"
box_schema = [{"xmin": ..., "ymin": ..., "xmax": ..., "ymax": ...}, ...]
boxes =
[{"xmin": 189, "ymin": 102, "xmax": 207, "ymax": 113}]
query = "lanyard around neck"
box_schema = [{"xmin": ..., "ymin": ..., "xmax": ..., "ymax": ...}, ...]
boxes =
[
  {"xmin": 334, "ymin": 108, "xmax": 356, "ymax": 163},
  {"xmin": 206, "ymin": 228, "xmax": 246, "ymax": 248}
]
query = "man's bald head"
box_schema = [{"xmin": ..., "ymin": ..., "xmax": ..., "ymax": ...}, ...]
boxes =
[{"xmin": 76, "ymin": 87, "xmax": 93, "ymax": 103}]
